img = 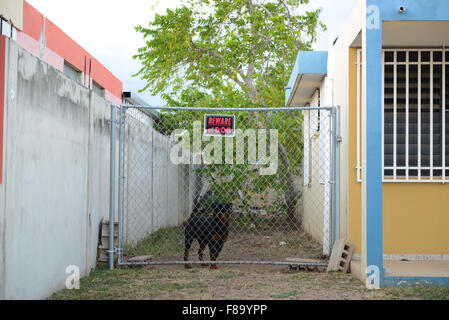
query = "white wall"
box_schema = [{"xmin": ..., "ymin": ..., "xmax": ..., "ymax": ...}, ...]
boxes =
[
  {"xmin": 331, "ymin": 0, "xmax": 365, "ymax": 241},
  {"xmin": 122, "ymin": 114, "xmax": 193, "ymax": 245},
  {"xmin": 301, "ymin": 80, "xmax": 332, "ymax": 255},
  {"xmin": 0, "ymin": 40, "xmax": 110, "ymax": 299},
  {"xmin": 0, "ymin": 38, "xmax": 193, "ymax": 299}
]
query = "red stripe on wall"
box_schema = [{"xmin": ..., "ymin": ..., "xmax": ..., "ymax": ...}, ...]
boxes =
[
  {"xmin": 44, "ymin": 19, "xmax": 123, "ymax": 98},
  {"xmin": 22, "ymin": 1, "xmax": 123, "ymax": 100},
  {"xmin": 0, "ymin": 36, "xmax": 6, "ymax": 184},
  {"xmin": 22, "ymin": 1, "xmax": 44, "ymax": 42}
]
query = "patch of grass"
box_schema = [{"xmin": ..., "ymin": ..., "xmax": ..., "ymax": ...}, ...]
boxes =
[
  {"xmin": 171, "ymin": 282, "xmax": 205, "ymax": 290},
  {"xmin": 348, "ymin": 277, "xmax": 361, "ymax": 283},
  {"xmin": 270, "ymin": 290, "xmax": 299, "ymax": 299},
  {"xmin": 385, "ymin": 286, "xmax": 449, "ymax": 300},
  {"xmin": 124, "ymin": 226, "xmax": 184, "ymax": 257},
  {"xmin": 255, "ymin": 282, "xmax": 268, "ymax": 289},
  {"xmin": 49, "ymin": 268, "xmax": 164, "ymax": 300},
  {"xmin": 150, "ymin": 283, "xmax": 167, "ymax": 290},
  {"xmin": 188, "ymin": 268, "xmax": 200, "ymax": 274},
  {"xmin": 293, "ymin": 273, "xmax": 314, "ymax": 281},
  {"xmin": 216, "ymin": 272, "xmax": 240, "ymax": 280},
  {"xmin": 149, "ymin": 281, "xmax": 206, "ymax": 292}
]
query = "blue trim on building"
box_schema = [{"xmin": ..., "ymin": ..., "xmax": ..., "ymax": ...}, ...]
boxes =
[
  {"xmin": 383, "ymin": 276, "xmax": 449, "ymax": 287},
  {"xmin": 296, "ymin": 51, "xmax": 328, "ymax": 75},
  {"xmin": 284, "ymin": 0, "xmax": 449, "ymax": 287},
  {"xmin": 285, "ymin": 51, "xmax": 328, "ymax": 106},
  {"xmin": 365, "ymin": 0, "xmax": 449, "ymax": 286},
  {"xmin": 375, "ymin": 0, "xmax": 449, "ymax": 21},
  {"xmin": 364, "ymin": 0, "xmax": 385, "ymax": 282}
]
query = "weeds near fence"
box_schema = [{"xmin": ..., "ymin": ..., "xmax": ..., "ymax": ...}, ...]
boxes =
[{"xmin": 123, "ymin": 226, "xmax": 184, "ymax": 258}]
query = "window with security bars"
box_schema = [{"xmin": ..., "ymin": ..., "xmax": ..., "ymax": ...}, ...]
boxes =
[{"xmin": 383, "ymin": 49, "xmax": 449, "ymax": 182}]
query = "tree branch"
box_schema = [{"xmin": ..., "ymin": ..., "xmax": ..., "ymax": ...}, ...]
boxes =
[
  {"xmin": 278, "ymin": 0, "xmax": 291, "ymax": 19},
  {"xmin": 252, "ymin": 2, "xmax": 274, "ymax": 18},
  {"xmin": 188, "ymin": 37, "xmax": 247, "ymax": 88}
]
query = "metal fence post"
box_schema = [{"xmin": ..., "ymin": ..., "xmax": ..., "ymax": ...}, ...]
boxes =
[
  {"xmin": 330, "ymin": 107, "xmax": 336, "ymax": 251},
  {"xmin": 108, "ymin": 104, "xmax": 116, "ymax": 270},
  {"xmin": 117, "ymin": 106, "xmax": 126, "ymax": 264},
  {"xmin": 334, "ymin": 106, "xmax": 341, "ymax": 243},
  {"xmin": 330, "ymin": 106, "xmax": 341, "ymax": 251}
]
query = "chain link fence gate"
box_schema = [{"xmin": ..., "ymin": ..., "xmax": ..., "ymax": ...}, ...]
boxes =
[{"xmin": 109, "ymin": 105, "xmax": 340, "ymax": 268}]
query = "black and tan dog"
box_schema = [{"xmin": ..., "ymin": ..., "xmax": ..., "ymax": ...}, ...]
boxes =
[{"xmin": 184, "ymin": 203, "xmax": 231, "ymax": 269}]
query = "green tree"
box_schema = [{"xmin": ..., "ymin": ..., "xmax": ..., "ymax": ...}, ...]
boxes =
[{"xmin": 134, "ymin": 0, "xmax": 325, "ymax": 225}]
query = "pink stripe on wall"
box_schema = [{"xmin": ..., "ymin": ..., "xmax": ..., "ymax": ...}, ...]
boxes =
[
  {"xmin": 17, "ymin": 31, "xmax": 63, "ymax": 73},
  {"xmin": 21, "ymin": 1, "xmax": 123, "ymax": 102},
  {"xmin": 18, "ymin": 28, "xmax": 122, "ymax": 105},
  {"xmin": 105, "ymin": 90, "xmax": 122, "ymax": 105},
  {"xmin": 43, "ymin": 47, "xmax": 64, "ymax": 72},
  {"xmin": 17, "ymin": 31, "xmax": 39, "ymax": 57}
]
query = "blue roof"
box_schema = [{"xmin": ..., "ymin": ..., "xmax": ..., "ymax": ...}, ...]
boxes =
[{"xmin": 285, "ymin": 51, "xmax": 328, "ymax": 106}]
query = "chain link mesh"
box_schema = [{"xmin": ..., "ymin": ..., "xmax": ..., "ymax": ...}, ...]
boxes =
[{"xmin": 116, "ymin": 107, "xmax": 334, "ymax": 266}]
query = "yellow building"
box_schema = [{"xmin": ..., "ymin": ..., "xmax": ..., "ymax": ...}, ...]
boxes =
[{"xmin": 286, "ymin": 0, "xmax": 449, "ymax": 287}]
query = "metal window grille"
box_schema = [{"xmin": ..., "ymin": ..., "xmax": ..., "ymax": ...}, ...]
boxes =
[{"xmin": 357, "ymin": 49, "xmax": 448, "ymax": 183}]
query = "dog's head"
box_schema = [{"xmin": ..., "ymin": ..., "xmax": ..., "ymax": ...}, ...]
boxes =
[{"xmin": 211, "ymin": 203, "xmax": 232, "ymax": 224}]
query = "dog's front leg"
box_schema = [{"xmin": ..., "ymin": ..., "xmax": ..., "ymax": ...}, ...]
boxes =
[
  {"xmin": 209, "ymin": 242, "xmax": 219, "ymax": 270},
  {"xmin": 184, "ymin": 250, "xmax": 192, "ymax": 269},
  {"xmin": 198, "ymin": 242, "xmax": 208, "ymax": 267},
  {"xmin": 184, "ymin": 237, "xmax": 193, "ymax": 269}
]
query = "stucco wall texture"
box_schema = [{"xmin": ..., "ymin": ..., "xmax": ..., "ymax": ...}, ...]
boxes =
[{"xmin": 0, "ymin": 39, "xmax": 186, "ymax": 299}]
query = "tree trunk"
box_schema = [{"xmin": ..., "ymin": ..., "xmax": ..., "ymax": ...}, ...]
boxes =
[
  {"xmin": 278, "ymin": 142, "xmax": 300, "ymax": 225},
  {"xmin": 250, "ymin": 109, "xmax": 301, "ymax": 226},
  {"xmin": 245, "ymin": 77, "xmax": 301, "ymax": 226}
]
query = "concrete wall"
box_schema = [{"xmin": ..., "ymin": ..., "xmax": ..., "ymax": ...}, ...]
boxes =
[
  {"xmin": 331, "ymin": 0, "xmax": 365, "ymax": 247},
  {"xmin": 302, "ymin": 134, "xmax": 325, "ymax": 243},
  {"xmin": 122, "ymin": 112, "xmax": 193, "ymax": 245},
  {"xmin": 0, "ymin": 38, "xmax": 191, "ymax": 299},
  {"xmin": 0, "ymin": 39, "xmax": 112, "ymax": 299},
  {"xmin": 123, "ymin": 110, "xmax": 154, "ymax": 245},
  {"xmin": 301, "ymin": 82, "xmax": 332, "ymax": 255}
]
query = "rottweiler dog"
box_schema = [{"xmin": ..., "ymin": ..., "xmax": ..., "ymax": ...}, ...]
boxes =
[{"xmin": 184, "ymin": 203, "xmax": 231, "ymax": 269}]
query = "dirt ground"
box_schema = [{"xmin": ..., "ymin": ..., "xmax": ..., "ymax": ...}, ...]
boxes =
[
  {"xmin": 125, "ymin": 228, "xmax": 326, "ymax": 263},
  {"xmin": 73, "ymin": 227, "xmax": 449, "ymax": 301},
  {"xmin": 49, "ymin": 264, "xmax": 449, "ymax": 300}
]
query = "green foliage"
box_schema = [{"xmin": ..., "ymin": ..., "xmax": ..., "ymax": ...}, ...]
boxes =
[
  {"xmin": 134, "ymin": 0, "xmax": 325, "ymax": 108},
  {"xmin": 155, "ymin": 109, "xmax": 304, "ymax": 217},
  {"xmin": 134, "ymin": 0, "xmax": 324, "ymax": 223}
]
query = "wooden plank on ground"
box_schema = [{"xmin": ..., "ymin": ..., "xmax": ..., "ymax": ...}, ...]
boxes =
[
  {"xmin": 286, "ymin": 258, "xmax": 325, "ymax": 264},
  {"xmin": 127, "ymin": 255, "xmax": 153, "ymax": 263}
]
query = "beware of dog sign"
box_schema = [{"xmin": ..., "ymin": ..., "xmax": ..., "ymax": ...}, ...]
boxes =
[{"xmin": 204, "ymin": 114, "xmax": 235, "ymax": 137}]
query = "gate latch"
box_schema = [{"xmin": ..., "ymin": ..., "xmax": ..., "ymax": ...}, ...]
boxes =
[{"xmin": 336, "ymin": 136, "xmax": 343, "ymax": 144}]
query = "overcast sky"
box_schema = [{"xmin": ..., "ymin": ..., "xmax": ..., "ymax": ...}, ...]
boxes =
[{"xmin": 26, "ymin": 0, "xmax": 359, "ymax": 106}]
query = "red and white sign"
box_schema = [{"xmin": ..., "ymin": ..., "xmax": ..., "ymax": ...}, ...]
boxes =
[{"xmin": 204, "ymin": 114, "xmax": 235, "ymax": 137}]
